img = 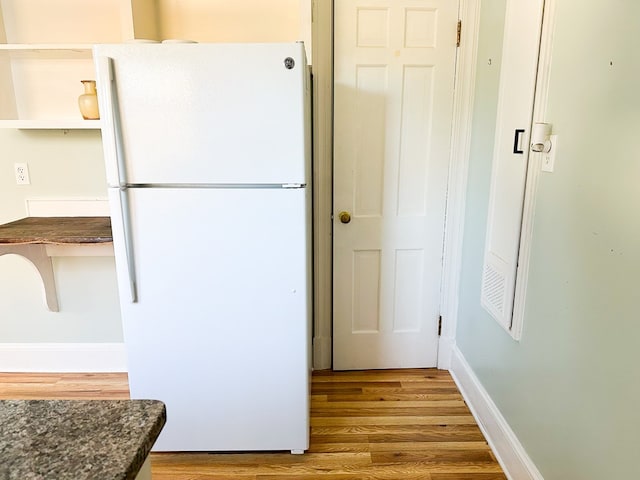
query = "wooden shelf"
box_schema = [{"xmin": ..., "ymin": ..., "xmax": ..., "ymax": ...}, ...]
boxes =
[
  {"xmin": 0, "ymin": 44, "xmax": 94, "ymax": 56},
  {"xmin": 0, "ymin": 119, "xmax": 101, "ymax": 129}
]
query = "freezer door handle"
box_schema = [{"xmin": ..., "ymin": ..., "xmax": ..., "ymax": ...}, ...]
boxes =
[{"xmin": 96, "ymin": 56, "xmax": 127, "ymax": 187}]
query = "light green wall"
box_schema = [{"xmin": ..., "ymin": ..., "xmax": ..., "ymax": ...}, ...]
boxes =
[
  {"xmin": 457, "ymin": 1, "xmax": 640, "ymax": 479},
  {"xmin": 0, "ymin": 129, "xmax": 122, "ymax": 343}
]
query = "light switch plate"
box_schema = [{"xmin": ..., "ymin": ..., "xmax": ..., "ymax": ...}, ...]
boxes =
[{"xmin": 541, "ymin": 135, "xmax": 558, "ymax": 172}]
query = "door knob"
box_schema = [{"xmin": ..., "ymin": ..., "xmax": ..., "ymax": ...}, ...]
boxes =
[{"xmin": 338, "ymin": 211, "xmax": 351, "ymax": 224}]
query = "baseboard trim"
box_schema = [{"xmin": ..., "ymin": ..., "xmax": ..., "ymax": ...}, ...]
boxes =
[
  {"xmin": 450, "ymin": 346, "xmax": 544, "ymax": 480},
  {"xmin": 0, "ymin": 343, "xmax": 127, "ymax": 373}
]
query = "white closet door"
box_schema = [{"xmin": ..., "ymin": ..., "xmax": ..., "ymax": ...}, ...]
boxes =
[
  {"xmin": 481, "ymin": 0, "xmax": 545, "ymax": 331},
  {"xmin": 333, "ymin": 0, "xmax": 458, "ymax": 369}
]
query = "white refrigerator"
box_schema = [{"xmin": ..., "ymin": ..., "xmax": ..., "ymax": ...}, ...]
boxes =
[{"xmin": 93, "ymin": 43, "xmax": 311, "ymax": 453}]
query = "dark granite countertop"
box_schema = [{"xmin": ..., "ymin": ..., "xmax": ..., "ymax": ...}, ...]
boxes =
[
  {"xmin": 0, "ymin": 400, "xmax": 166, "ymax": 480},
  {"xmin": 0, "ymin": 217, "xmax": 112, "ymax": 245}
]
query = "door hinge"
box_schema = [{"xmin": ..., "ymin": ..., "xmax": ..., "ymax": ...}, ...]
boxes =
[
  {"xmin": 456, "ymin": 20, "xmax": 462, "ymax": 47},
  {"xmin": 438, "ymin": 315, "xmax": 443, "ymax": 336}
]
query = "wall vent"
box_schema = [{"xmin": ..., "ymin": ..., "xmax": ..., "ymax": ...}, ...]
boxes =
[{"xmin": 481, "ymin": 263, "xmax": 506, "ymax": 319}]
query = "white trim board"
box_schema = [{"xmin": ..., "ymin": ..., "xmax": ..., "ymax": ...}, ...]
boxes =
[
  {"xmin": 311, "ymin": 0, "xmax": 333, "ymax": 370},
  {"xmin": 26, "ymin": 198, "xmax": 110, "ymax": 217},
  {"xmin": 312, "ymin": 335, "xmax": 332, "ymax": 371},
  {"xmin": 450, "ymin": 346, "xmax": 544, "ymax": 480},
  {"xmin": 45, "ymin": 243, "xmax": 114, "ymax": 257},
  {"xmin": 438, "ymin": 0, "xmax": 482, "ymax": 369},
  {"xmin": 0, "ymin": 343, "xmax": 127, "ymax": 373}
]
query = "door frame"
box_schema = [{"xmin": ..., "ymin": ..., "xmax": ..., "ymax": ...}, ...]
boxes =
[
  {"xmin": 310, "ymin": 0, "xmax": 334, "ymax": 370},
  {"xmin": 311, "ymin": 0, "xmax": 482, "ymax": 370}
]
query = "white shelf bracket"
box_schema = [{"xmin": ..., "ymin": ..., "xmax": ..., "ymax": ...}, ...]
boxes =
[{"xmin": 0, "ymin": 244, "xmax": 60, "ymax": 312}]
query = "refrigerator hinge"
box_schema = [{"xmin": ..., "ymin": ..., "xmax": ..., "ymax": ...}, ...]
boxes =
[{"xmin": 282, "ymin": 183, "xmax": 304, "ymax": 188}]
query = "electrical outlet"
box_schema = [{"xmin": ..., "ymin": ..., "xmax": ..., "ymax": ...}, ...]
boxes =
[
  {"xmin": 14, "ymin": 163, "xmax": 30, "ymax": 185},
  {"xmin": 541, "ymin": 135, "xmax": 558, "ymax": 173}
]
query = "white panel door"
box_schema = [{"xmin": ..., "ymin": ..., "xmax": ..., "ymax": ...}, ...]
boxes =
[
  {"xmin": 109, "ymin": 187, "xmax": 310, "ymax": 452},
  {"xmin": 333, "ymin": 0, "xmax": 458, "ymax": 369}
]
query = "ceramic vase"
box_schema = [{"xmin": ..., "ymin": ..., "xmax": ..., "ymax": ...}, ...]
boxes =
[{"xmin": 78, "ymin": 80, "xmax": 100, "ymax": 120}]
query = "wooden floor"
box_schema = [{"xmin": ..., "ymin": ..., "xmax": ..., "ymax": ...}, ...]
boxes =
[{"xmin": 0, "ymin": 369, "xmax": 506, "ymax": 479}]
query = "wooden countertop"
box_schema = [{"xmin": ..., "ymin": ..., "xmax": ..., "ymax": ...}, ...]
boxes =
[{"xmin": 0, "ymin": 216, "xmax": 112, "ymax": 245}]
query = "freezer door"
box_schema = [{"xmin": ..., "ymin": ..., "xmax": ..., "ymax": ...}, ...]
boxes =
[
  {"xmin": 95, "ymin": 43, "xmax": 309, "ymax": 186},
  {"xmin": 109, "ymin": 187, "xmax": 310, "ymax": 452}
]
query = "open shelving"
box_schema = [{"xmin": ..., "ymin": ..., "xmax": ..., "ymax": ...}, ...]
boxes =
[{"xmin": 0, "ymin": 0, "xmax": 158, "ymax": 128}]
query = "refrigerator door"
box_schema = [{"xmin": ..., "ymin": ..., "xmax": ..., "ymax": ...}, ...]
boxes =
[
  {"xmin": 108, "ymin": 186, "xmax": 311, "ymax": 452},
  {"xmin": 95, "ymin": 43, "xmax": 310, "ymax": 186}
]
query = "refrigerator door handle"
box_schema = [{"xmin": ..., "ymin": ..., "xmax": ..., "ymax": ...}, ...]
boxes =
[
  {"xmin": 118, "ymin": 186, "xmax": 138, "ymax": 303},
  {"xmin": 109, "ymin": 187, "xmax": 138, "ymax": 303}
]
